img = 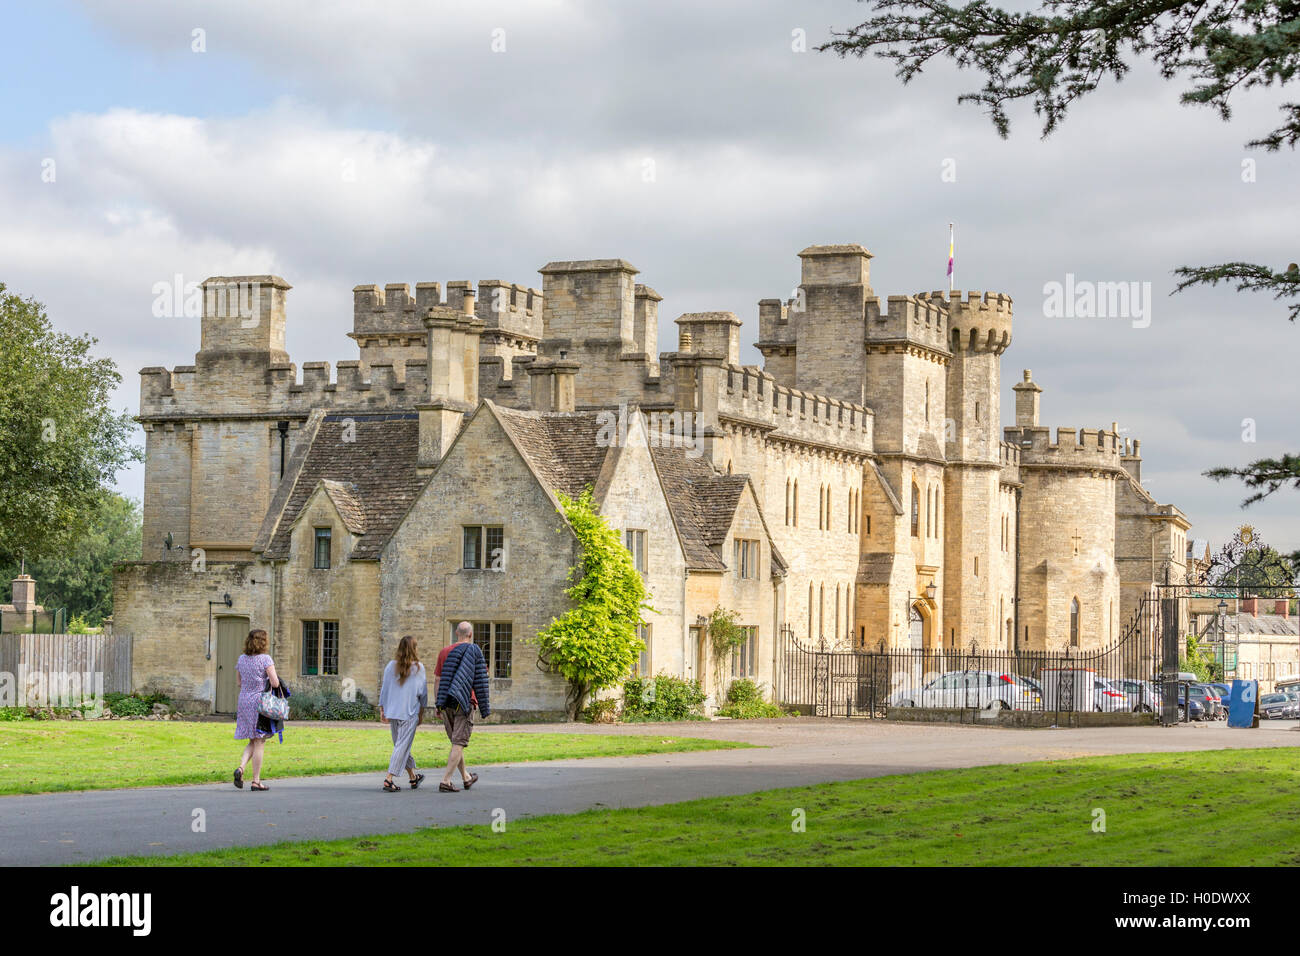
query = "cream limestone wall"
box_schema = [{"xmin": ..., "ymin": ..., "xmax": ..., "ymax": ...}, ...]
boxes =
[
  {"xmin": 273, "ymin": 488, "xmax": 383, "ymax": 702},
  {"xmin": 379, "ymin": 410, "xmax": 572, "ymax": 720}
]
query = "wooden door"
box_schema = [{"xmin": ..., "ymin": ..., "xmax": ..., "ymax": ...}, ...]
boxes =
[{"xmin": 215, "ymin": 616, "xmax": 249, "ymax": 714}]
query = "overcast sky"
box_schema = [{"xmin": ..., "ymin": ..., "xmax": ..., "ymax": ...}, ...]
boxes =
[{"xmin": 2, "ymin": 0, "xmax": 1297, "ymax": 554}]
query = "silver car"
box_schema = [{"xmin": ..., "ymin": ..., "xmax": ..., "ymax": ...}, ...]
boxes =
[
  {"xmin": 1093, "ymin": 677, "xmax": 1132, "ymax": 713},
  {"xmin": 1260, "ymin": 693, "xmax": 1293, "ymax": 719},
  {"xmin": 1111, "ymin": 678, "xmax": 1162, "ymax": 712},
  {"xmin": 889, "ymin": 670, "xmax": 1038, "ymax": 710}
]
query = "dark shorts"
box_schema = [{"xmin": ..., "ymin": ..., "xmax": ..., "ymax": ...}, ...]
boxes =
[{"xmin": 440, "ymin": 704, "xmax": 474, "ymax": 747}]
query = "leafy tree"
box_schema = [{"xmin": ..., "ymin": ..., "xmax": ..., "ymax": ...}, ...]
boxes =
[
  {"xmin": 705, "ymin": 606, "xmax": 746, "ymax": 698},
  {"xmin": 0, "ymin": 283, "xmax": 140, "ymax": 565},
  {"xmin": 534, "ymin": 489, "xmax": 649, "ymax": 719},
  {"xmin": 820, "ymin": 1, "xmax": 1300, "ymax": 525},
  {"xmin": 0, "ymin": 492, "xmax": 142, "ymax": 626}
]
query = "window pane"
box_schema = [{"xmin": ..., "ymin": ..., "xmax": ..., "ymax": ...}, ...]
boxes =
[
  {"xmin": 314, "ymin": 528, "xmax": 331, "ymax": 569},
  {"xmin": 494, "ymin": 622, "xmax": 513, "ymax": 679},
  {"xmin": 301, "ymin": 620, "xmax": 319, "ymax": 676},
  {"xmin": 322, "ymin": 621, "xmax": 339, "ymax": 676},
  {"xmin": 463, "ymin": 527, "xmax": 481, "ymax": 569},
  {"xmin": 485, "ymin": 527, "xmax": 504, "ymax": 570},
  {"xmin": 473, "ymin": 621, "xmax": 491, "ymax": 664}
]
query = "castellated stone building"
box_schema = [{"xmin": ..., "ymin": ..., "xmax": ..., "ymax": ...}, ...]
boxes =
[{"xmin": 114, "ymin": 244, "xmax": 1190, "ymax": 716}]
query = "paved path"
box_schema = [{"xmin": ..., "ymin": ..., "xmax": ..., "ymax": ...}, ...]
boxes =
[{"xmin": 2, "ymin": 719, "xmax": 1296, "ymax": 865}]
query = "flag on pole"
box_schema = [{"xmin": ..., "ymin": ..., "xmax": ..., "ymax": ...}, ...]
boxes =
[{"xmin": 947, "ymin": 222, "xmax": 954, "ymax": 291}]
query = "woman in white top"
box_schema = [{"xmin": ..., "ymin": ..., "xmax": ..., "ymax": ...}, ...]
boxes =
[{"xmin": 378, "ymin": 634, "xmax": 427, "ymax": 792}]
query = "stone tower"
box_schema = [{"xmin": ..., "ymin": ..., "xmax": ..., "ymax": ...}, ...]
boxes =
[
  {"xmin": 1005, "ymin": 371, "xmax": 1123, "ymax": 651},
  {"xmin": 859, "ymin": 290, "xmax": 949, "ymax": 649},
  {"xmin": 941, "ymin": 291, "xmax": 1015, "ymax": 650}
]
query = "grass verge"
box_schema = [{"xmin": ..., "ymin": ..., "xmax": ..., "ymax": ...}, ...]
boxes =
[
  {"xmin": 92, "ymin": 747, "xmax": 1300, "ymax": 866},
  {"xmin": 0, "ymin": 721, "xmax": 749, "ymax": 795}
]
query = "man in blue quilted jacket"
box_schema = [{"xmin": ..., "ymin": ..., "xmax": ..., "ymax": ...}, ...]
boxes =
[{"xmin": 434, "ymin": 621, "xmax": 491, "ymax": 793}]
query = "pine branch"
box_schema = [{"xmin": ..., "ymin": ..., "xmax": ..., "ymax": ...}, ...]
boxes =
[
  {"xmin": 819, "ymin": 0, "xmax": 1300, "ymax": 149},
  {"xmin": 1172, "ymin": 261, "xmax": 1300, "ymax": 322},
  {"xmin": 1204, "ymin": 454, "xmax": 1300, "ymax": 506}
]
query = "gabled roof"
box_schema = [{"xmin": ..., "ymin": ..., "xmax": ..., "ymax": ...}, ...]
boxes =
[
  {"xmin": 649, "ymin": 446, "xmax": 750, "ymax": 571},
  {"xmin": 491, "ymin": 404, "xmax": 612, "ymax": 500},
  {"xmin": 318, "ymin": 479, "xmax": 367, "ymax": 535},
  {"xmin": 259, "ymin": 412, "xmax": 426, "ymax": 562}
]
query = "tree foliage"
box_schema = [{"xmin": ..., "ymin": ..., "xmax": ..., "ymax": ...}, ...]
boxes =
[
  {"xmin": 0, "ymin": 492, "xmax": 142, "ymax": 625},
  {"xmin": 0, "ymin": 283, "xmax": 140, "ymax": 565},
  {"xmin": 534, "ymin": 489, "xmax": 649, "ymax": 719},
  {"xmin": 820, "ymin": 1, "xmax": 1300, "ymax": 514}
]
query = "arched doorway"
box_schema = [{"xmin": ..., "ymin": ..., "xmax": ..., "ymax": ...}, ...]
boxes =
[{"xmin": 908, "ymin": 604, "xmax": 925, "ymax": 651}]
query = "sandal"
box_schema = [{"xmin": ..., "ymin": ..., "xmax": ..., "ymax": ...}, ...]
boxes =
[
  {"xmin": 409, "ymin": 773, "xmax": 425, "ymax": 790},
  {"xmin": 234, "ymin": 768, "xmax": 244, "ymax": 789},
  {"xmin": 383, "ymin": 779, "xmax": 402, "ymax": 793},
  {"xmin": 250, "ymin": 782, "xmax": 270, "ymax": 791},
  {"xmin": 462, "ymin": 772, "xmax": 479, "ymax": 790},
  {"xmin": 438, "ymin": 781, "xmax": 459, "ymax": 793}
]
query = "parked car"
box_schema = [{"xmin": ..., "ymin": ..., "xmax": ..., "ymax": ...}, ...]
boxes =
[
  {"xmin": 1093, "ymin": 677, "xmax": 1132, "ymax": 712},
  {"xmin": 888, "ymin": 670, "xmax": 1038, "ymax": 710},
  {"xmin": 1164, "ymin": 686, "xmax": 1206, "ymax": 721},
  {"xmin": 1206, "ymin": 683, "xmax": 1233, "ymax": 710},
  {"xmin": 1188, "ymin": 683, "xmax": 1224, "ymax": 720},
  {"xmin": 1196, "ymin": 683, "xmax": 1226, "ymax": 720},
  {"xmin": 1111, "ymin": 678, "xmax": 1163, "ymax": 712},
  {"xmin": 1260, "ymin": 693, "xmax": 1294, "ymax": 719}
]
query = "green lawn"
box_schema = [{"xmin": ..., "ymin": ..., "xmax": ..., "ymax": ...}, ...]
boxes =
[
  {"xmin": 0, "ymin": 721, "xmax": 748, "ymax": 795},
  {"xmin": 96, "ymin": 747, "xmax": 1300, "ymax": 866}
]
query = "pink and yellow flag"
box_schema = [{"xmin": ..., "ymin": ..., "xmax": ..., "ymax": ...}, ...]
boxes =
[{"xmin": 946, "ymin": 223, "xmax": 954, "ymax": 287}]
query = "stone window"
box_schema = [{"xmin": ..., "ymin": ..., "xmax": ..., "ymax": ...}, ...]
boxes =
[
  {"xmin": 633, "ymin": 622, "xmax": 652, "ymax": 677},
  {"xmin": 792, "ymin": 479, "xmax": 799, "ymax": 527},
  {"xmin": 730, "ymin": 625, "xmax": 758, "ymax": 678},
  {"xmin": 625, "ymin": 529, "xmax": 647, "ymax": 574},
  {"xmin": 457, "ymin": 620, "xmax": 513, "ymax": 679},
  {"xmin": 734, "ymin": 538, "xmax": 760, "ymax": 579},
  {"xmin": 910, "ymin": 483, "xmax": 920, "ymax": 537},
  {"xmin": 313, "ymin": 527, "xmax": 331, "ymax": 569},
  {"xmin": 301, "ymin": 620, "xmax": 339, "ymax": 676},
  {"xmin": 463, "ymin": 526, "xmax": 505, "ymax": 571},
  {"xmin": 1070, "ymin": 598, "xmax": 1080, "ymax": 647}
]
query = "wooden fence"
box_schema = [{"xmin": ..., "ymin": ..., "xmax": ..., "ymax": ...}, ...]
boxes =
[{"xmin": 0, "ymin": 632, "xmax": 132, "ymax": 706}]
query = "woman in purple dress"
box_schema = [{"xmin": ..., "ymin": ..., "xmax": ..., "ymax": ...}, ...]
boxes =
[{"xmin": 234, "ymin": 629, "xmax": 280, "ymax": 791}]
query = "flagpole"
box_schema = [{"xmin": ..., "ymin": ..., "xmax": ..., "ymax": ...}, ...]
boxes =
[{"xmin": 948, "ymin": 222, "xmax": 954, "ymax": 293}]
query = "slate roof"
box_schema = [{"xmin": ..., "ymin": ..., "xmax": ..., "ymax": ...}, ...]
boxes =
[
  {"xmin": 261, "ymin": 412, "xmax": 427, "ymax": 561},
  {"xmin": 492, "ymin": 406, "xmax": 611, "ymax": 499},
  {"xmin": 649, "ymin": 446, "xmax": 751, "ymax": 571}
]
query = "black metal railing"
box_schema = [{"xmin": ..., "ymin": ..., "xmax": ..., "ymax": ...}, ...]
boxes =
[{"xmin": 781, "ymin": 597, "xmax": 1165, "ymax": 719}]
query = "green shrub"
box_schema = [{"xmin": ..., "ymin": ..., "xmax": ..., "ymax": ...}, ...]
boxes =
[
  {"xmin": 288, "ymin": 687, "xmax": 375, "ymax": 721},
  {"xmin": 716, "ymin": 679, "xmax": 790, "ymax": 719},
  {"xmin": 104, "ymin": 693, "xmax": 153, "ymax": 717},
  {"xmin": 581, "ymin": 697, "xmax": 619, "ymax": 723},
  {"xmin": 622, "ymin": 675, "xmax": 707, "ymax": 722}
]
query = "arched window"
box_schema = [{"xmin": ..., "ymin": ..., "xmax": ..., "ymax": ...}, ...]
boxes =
[
  {"xmin": 835, "ymin": 584, "xmax": 841, "ymax": 638},
  {"xmin": 825, "ymin": 485, "xmax": 831, "ymax": 530},
  {"xmin": 785, "ymin": 478, "xmax": 791, "ymax": 526},
  {"xmin": 925, "ymin": 381, "xmax": 930, "ymax": 423},
  {"xmin": 910, "ymin": 482, "xmax": 920, "ymax": 537},
  {"xmin": 818, "ymin": 584, "xmax": 825, "ymax": 638},
  {"xmin": 926, "ymin": 487, "xmax": 932, "ymax": 536},
  {"xmin": 818, "ymin": 484, "xmax": 824, "ymax": 530},
  {"xmin": 793, "ymin": 479, "xmax": 799, "ymax": 526},
  {"xmin": 1070, "ymin": 597, "xmax": 1080, "ymax": 647},
  {"xmin": 808, "ymin": 583, "xmax": 814, "ymax": 639}
]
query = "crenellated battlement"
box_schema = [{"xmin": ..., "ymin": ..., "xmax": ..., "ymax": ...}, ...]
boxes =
[
  {"xmin": 717, "ymin": 363, "xmax": 873, "ymax": 455},
  {"xmin": 352, "ymin": 279, "xmax": 543, "ymax": 342},
  {"xmin": 1005, "ymin": 424, "xmax": 1125, "ymax": 471},
  {"xmin": 864, "ymin": 294, "xmax": 949, "ymax": 352},
  {"xmin": 999, "ymin": 440, "xmax": 1022, "ymax": 483},
  {"xmin": 936, "ymin": 290, "xmax": 1013, "ymax": 354},
  {"xmin": 139, "ymin": 357, "xmax": 429, "ymax": 419}
]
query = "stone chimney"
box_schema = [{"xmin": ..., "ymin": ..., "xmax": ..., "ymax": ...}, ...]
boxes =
[
  {"xmin": 418, "ymin": 297, "xmax": 483, "ymax": 467},
  {"xmin": 10, "ymin": 574, "xmax": 37, "ymax": 614},
  {"xmin": 1242, "ymin": 597, "xmax": 1258, "ymax": 618},
  {"xmin": 1275, "ymin": 599, "xmax": 1289, "ymax": 619},
  {"xmin": 527, "ymin": 359, "xmax": 579, "ymax": 413},
  {"xmin": 1013, "ymin": 370, "xmax": 1041, "ymax": 427}
]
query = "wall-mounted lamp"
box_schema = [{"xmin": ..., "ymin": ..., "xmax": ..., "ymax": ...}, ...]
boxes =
[{"xmin": 925, "ymin": 582, "xmax": 937, "ymax": 602}]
